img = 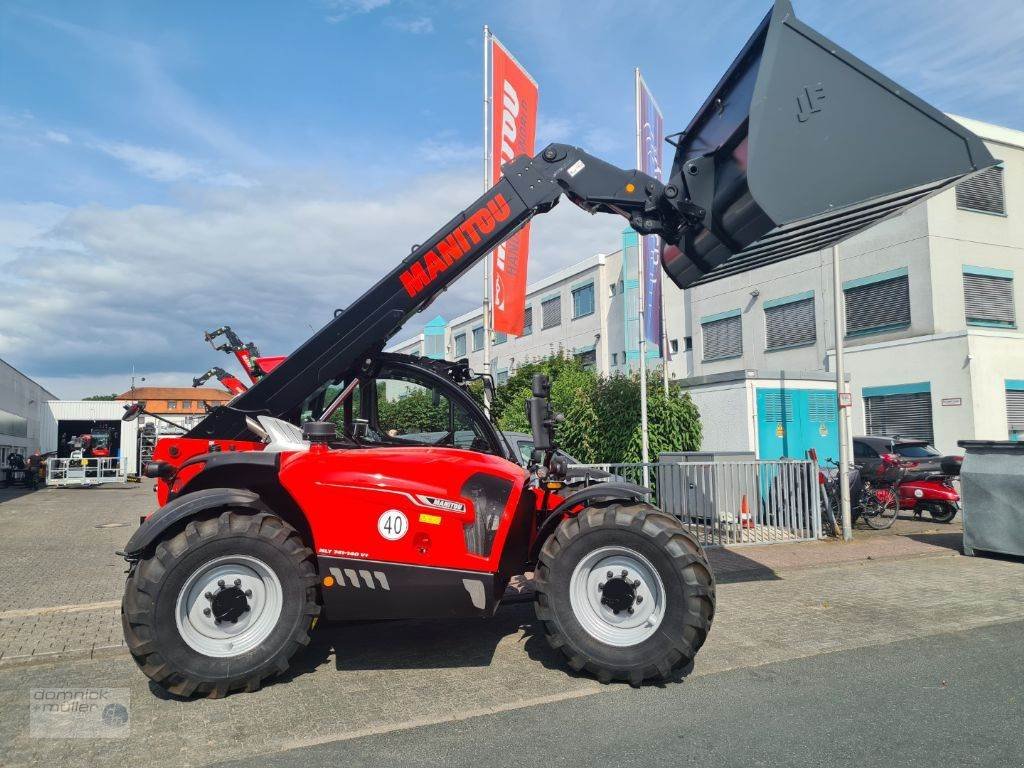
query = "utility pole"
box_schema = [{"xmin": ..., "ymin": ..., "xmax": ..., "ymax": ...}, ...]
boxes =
[
  {"xmin": 634, "ymin": 69, "xmax": 650, "ymax": 487},
  {"xmin": 481, "ymin": 25, "xmax": 493, "ymax": 418},
  {"xmin": 831, "ymin": 244, "xmax": 853, "ymax": 542}
]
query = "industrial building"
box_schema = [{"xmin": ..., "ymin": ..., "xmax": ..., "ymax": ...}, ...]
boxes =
[
  {"xmin": 0, "ymin": 358, "xmax": 56, "ymax": 466},
  {"xmin": 390, "ymin": 116, "xmax": 1023, "ymax": 458}
]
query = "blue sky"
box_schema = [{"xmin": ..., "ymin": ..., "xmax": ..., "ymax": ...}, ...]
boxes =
[{"xmin": 1, "ymin": 0, "xmax": 1021, "ymax": 397}]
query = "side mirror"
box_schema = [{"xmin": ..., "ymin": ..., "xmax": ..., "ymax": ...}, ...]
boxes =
[
  {"xmin": 122, "ymin": 402, "xmax": 146, "ymax": 422},
  {"xmin": 526, "ymin": 374, "xmax": 562, "ymax": 454}
]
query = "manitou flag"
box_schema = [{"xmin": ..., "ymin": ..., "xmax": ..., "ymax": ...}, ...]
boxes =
[
  {"xmin": 636, "ymin": 71, "xmax": 664, "ymax": 353},
  {"xmin": 489, "ymin": 35, "xmax": 538, "ymax": 336}
]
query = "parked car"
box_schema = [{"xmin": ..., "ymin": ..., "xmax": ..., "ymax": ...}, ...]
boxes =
[{"xmin": 852, "ymin": 435, "xmax": 962, "ymax": 480}]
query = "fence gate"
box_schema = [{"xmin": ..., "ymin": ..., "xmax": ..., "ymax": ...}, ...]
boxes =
[{"xmin": 569, "ymin": 459, "xmax": 821, "ymax": 547}]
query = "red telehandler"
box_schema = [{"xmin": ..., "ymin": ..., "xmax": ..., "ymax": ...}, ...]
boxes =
[{"xmin": 120, "ymin": 1, "xmax": 994, "ymax": 698}]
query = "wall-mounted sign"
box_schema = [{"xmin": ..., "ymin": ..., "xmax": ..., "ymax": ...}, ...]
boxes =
[
  {"xmin": 941, "ymin": 397, "xmax": 963, "ymax": 407},
  {"xmin": 838, "ymin": 392, "xmax": 852, "ymax": 408}
]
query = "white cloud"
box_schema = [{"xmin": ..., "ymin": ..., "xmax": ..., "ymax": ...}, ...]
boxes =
[
  {"xmin": 93, "ymin": 141, "xmax": 202, "ymax": 182},
  {"xmin": 386, "ymin": 16, "xmax": 434, "ymax": 34},
  {"xmin": 44, "ymin": 130, "xmax": 71, "ymax": 144},
  {"xmin": 323, "ymin": 0, "xmax": 391, "ymax": 23},
  {"xmin": 0, "ymin": 170, "xmax": 623, "ymax": 392}
]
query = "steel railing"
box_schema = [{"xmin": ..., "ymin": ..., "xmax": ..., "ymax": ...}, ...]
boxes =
[
  {"xmin": 46, "ymin": 457, "xmax": 127, "ymax": 487},
  {"xmin": 568, "ymin": 459, "xmax": 821, "ymax": 547}
]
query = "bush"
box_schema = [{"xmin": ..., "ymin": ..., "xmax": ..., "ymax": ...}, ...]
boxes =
[{"xmin": 493, "ymin": 353, "xmax": 701, "ymax": 464}]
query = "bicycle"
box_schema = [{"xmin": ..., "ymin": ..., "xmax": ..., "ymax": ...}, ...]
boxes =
[{"xmin": 820, "ymin": 457, "xmax": 900, "ymax": 532}]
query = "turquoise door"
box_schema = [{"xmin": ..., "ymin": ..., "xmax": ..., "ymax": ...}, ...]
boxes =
[{"xmin": 756, "ymin": 388, "xmax": 839, "ymax": 461}]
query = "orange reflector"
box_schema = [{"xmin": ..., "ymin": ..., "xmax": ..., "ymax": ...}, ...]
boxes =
[
  {"xmin": 322, "ymin": 575, "xmax": 335, "ymax": 587},
  {"xmin": 419, "ymin": 513, "xmax": 442, "ymax": 526},
  {"xmin": 625, "ymin": 183, "xmax": 636, "ymax": 193}
]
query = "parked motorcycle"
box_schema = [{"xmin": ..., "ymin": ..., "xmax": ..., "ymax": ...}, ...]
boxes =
[{"xmin": 899, "ymin": 474, "xmax": 960, "ymax": 523}]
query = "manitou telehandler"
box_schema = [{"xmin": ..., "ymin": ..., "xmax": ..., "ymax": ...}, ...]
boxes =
[{"xmin": 119, "ymin": 1, "xmax": 994, "ymax": 698}]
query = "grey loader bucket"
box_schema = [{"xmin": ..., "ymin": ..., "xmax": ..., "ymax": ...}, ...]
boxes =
[
  {"xmin": 957, "ymin": 441, "xmax": 1024, "ymax": 559},
  {"xmin": 661, "ymin": 0, "xmax": 997, "ymax": 289}
]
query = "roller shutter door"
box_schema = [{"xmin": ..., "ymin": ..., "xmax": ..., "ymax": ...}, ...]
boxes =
[
  {"xmin": 845, "ymin": 276, "xmax": 910, "ymax": 334},
  {"xmin": 956, "ymin": 166, "xmax": 1005, "ymax": 215},
  {"xmin": 702, "ymin": 315, "xmax": 742, "ymax": 361},
  {"xmin": 766, "ymin": 297, "xmax": 816, "ymax": 349},
  {"xmin": 964, "ymin": 273, "xmax": 1015, "ymax": 325},
  {"xmin": 1006, "ymin": 389, "xmax": 1024, "ymax": 438},
  {"xmin": 864, "ymin": 392, "xmax": 933, "ymax": 443}
]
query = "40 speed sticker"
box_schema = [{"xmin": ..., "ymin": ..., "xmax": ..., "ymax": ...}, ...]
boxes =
[{"xmin": 377, "ymin": 509, "xmax": 409, "ymax": 541}]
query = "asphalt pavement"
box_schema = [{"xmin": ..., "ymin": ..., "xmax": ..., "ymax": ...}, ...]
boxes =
[{"xmin": 212, "ymin": 619, "xmax": 1024, "ymax": 768}]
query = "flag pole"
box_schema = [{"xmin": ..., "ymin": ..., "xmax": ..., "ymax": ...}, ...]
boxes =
[
  {"xmin": 635, "ymin": 68, "xmax": 651, "ymax": 487},
  {"xmin": 482, "ymin": 25, "xmax": 492, "ymax": 418}
]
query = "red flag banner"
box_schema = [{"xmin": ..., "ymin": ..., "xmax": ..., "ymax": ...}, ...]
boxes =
[{"xmin": 490, "ymin": 36, "xmax": 537, "ymax": 336}]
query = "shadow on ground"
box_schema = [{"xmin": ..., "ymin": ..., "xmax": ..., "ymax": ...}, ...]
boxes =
[
  {"xmin": 903, "ymin": 532, "xmax": 965, "ymax": 553},
  {"xmin": 707, "ymin": 548, "xmax": 782, "ymax": 585}
]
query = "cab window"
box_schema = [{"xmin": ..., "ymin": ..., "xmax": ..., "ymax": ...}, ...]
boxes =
[{"xmin": 364, "ymin": 366, "xmax": 495, "ymax": 454}]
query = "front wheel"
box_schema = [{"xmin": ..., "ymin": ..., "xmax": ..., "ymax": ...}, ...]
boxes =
[
  {"xmin": 534, "ymin": 504, "xmax": 715, "ymax": 686},
  {"xmin": 861, "ymin": 488, "xmax": 899, "ymax": 530},
  {"xmin": 122, "ymin": 509, "xmax": 320, "ymax": 698}
]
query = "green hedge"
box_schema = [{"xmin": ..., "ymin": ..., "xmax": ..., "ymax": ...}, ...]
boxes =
[{"xmin": 493, "ymin": 353, "xmax": 701, "ymax": 464}]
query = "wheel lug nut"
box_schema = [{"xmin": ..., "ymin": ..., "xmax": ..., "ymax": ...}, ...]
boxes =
[
  {"xmin": 214, "ymin": 618, "xmax": 222, "ymax": 625},
  {"xmin": 203, "ymin": 608, "xmax": 211, "ymax": 617},
  {"xmin": 613, "ymin": 609, "xmax": 620, "ymax": 615},
  {"xmin": 243, "ymin": 605, "xmax": 250, "ymax": 612},
  {"xmin": 636, "ymin": 596, "xmax": 644, "ymax": 604},
  {"xmin": 231, "ymin": 618, "xmax": 237, "ymax": 624},
  {"xmin": 234, "ymin": 578, "xmax": 241, "ymax": 587},
  {"xmin": 621, "ymin": 570, "xmax": 628, "ymax": 578},
  {"xmin": 244, "ymin": 589, "xmax": 252, "ymax": 597},
  {"xmin": 598, "ymin": 583, "xmax": 604, "ymax": 591},
  {"xmin": 217, "ymin": 580, "xmax": 225, "ymax": 589},
  {"xmin": 204, "ymin": 592, "xmax": 213, "ymax": 600},
  {"xmin": 627, "ymin": 608, "xmax": 634, "ymax": 615},
  {"xmin": 607, "ymin": 571, "xmax": 613, "ymax": 579},
  {"xmin": 633, "ymin": 579, "xmax": 641, "ymax": 588}
]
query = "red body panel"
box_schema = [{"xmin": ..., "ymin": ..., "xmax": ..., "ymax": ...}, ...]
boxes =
[
  {"xmin": 256, "ymin": 356, "xmax": 286, "ymax": 374},
  {"xmin": 898, "ymin": 478, "xmax": 960, "ymax": 510},
  {"xmin": 279, "ymin": 446, "xmax": 530, "ymax": 574},
  {"xmin": 151, "ymin": 437, "xmax": 264, "ymax": 507}
]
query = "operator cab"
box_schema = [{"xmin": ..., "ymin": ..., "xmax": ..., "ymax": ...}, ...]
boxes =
[{"xmin": 290, "ymin": 353, "xmax": 505, "ymax": 457}]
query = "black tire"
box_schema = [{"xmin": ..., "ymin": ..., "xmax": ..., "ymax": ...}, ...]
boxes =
[
  {"xmin": 122, "ymin": 509, "xmax": 320, "ymax": 698},
  {"xmin": 861, "ymin": 488, "xmax": 898, "ymax": 530},
  {"xmin": 927, "ymin": 502, "xmax": 958, "ymax": 524},
  {"xmin": 534, "ymin": 503, "xmax": 715, "ymax": 686}
]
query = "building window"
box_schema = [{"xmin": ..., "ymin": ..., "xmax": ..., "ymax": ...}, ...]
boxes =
[
  {"xmin": 454, "ymin": 333, "xmax": 467, "ymax": 358},
  {"xmin": 497, "ymin": 370, "xmax": 509, "ymax": 386},
  {"xmin": 956, "ymin": 165, "xmax": 1005, "ymax": 216},
  {"xmin": 572, "ymin": 283, "xmax": 595, "ymax": 319},
  {"xmin": 574, "ymin": 348, "xmax": 597, "ymax": 369},
  {"xmin": 963, "ymin": 267, "xmax": 1015, "ymax": 327},
  {"xmin": 609, "ymin": 283, "xmax": 617, "ymax": 297},
  {"xmin": 182, "ymin": 400, "xmax": 192, "ymax": 409},
  {"xmin": 669, "ymin": 339, "xmax": 679, "ymax": 354},
  {"xmin": 1006, "ymin": 381, "xmax": 1024, "ymax": 440},
  {"xmin": 844, "ymin": 269, "xmax": 910, "ymax": 336},
  {"xmin": 863, "ymin": 383, "xmax": 933, "ymax": 444},
  {"xmin": 522, "ymin": 307, "xmax": 533, "ymax": 336},
  {"xmin": 612, "ymin": 352, "xmax": 618, "ymax": 365},
  {"xmin": 684, "ymin": 336, "xmax": 693, "ymax": 351},
  {"xmin": 541, "ymin": 296, "xmax": 561, "ymax": 329},
  {"xmin": 765, "ymin": 293, "xmax": 816, "ymax": 350},
  {"xmin": 472, "ymin": 327, "xmax": 484, "ymax": 352},
  {"xmin": 424, "ymin": 333, "xmax": 445, "ymax": 359},
  {"xmin": 167, "ymin": 400, "xmax": 177, "ymax": 410},
  {"xmin": 493, "ymin": 331, "xmax": 507, "ymax": 345},
  {"xmin": 701, "ymin": 312, "xmax": 742, "ymax": 361}
]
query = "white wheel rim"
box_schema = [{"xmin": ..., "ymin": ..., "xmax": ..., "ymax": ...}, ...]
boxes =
[
  {"xmin": 569, "ymin": 546, "xmax": 666, "ymax": 647},
  {"xmin": 175, "ymin": 555, "xmax": 283, "ymax": 658}
]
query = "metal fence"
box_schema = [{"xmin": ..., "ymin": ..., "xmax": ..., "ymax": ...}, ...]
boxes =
[
  {"xmin": 569, "ymin": 459, "xmax": 821, "ymax": 547},
  {"xmin": 47, "ymin": 457, "xmax": 127, "ymax": 487}
]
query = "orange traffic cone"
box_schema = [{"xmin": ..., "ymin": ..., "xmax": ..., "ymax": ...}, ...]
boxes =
[{"xmin": 740, "ymin": 495, "xmax": 755, "ymax": 529}]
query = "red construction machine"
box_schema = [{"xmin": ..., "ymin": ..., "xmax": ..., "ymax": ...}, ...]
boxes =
[{"xmin": 119, "ymin": 1, "xmax": 994, "ymax": 698}]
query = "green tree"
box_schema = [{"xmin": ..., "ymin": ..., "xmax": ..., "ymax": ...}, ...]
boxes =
[{"xmin": 83, "ymin": 393, "xmax": 118, "ymax": 401}]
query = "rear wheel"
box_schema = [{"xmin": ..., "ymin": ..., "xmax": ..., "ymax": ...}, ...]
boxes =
[
  {"xmin": 534, "ymin": 503, "xmax": 715, "ymax": 686},
  {"xmin": 122, "ymin": 510, "xmax": 319, "ymax": 698},
  {"xmin": 927, "ymin": 502, "xmax": 958, "ymax": 524}
]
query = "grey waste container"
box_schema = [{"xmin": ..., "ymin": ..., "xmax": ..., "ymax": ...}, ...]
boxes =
[{"xmin": 957, "ymin": 440, "xmax": 1024, "ymax": 558}]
